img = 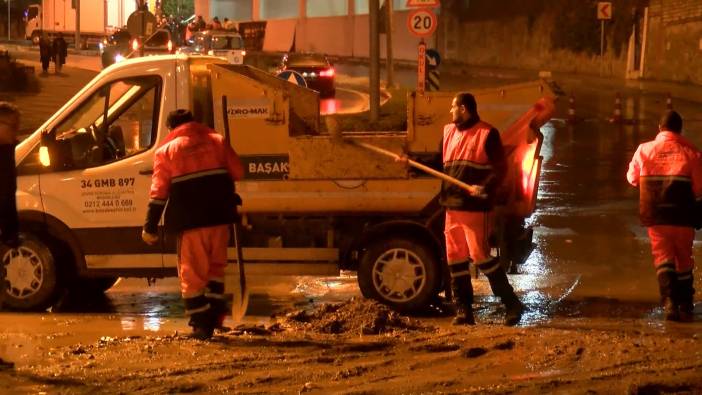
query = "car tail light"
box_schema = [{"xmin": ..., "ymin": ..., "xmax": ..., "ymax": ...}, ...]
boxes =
[
  {"xmin": 319, "ymin": 67, "xmax": 335, "ymax": 77},
  {"xmin": 167, "ymin": 39, "xmax": 173, "ymax": 52}
]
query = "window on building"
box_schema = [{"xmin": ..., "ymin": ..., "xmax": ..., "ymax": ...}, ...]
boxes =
[
  {"xmin": 355, "ymin": 0, "xmax": 408, "ymax": 15},
  {"xmin": 212, "ymin": 0, "xmax": 253, "ymax": 21},
  {"xmin": 306, "ymin": 0, "xmax": 347, "ymax": 17},
  {"xmin": 259, "ymin": 0, "xmax": 299, "ymax": 20}
]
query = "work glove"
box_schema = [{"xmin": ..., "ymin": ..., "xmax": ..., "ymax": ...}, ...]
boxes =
[{"xmin": 141, "ymin": 230, "xmax": 159, "ymax": 246}]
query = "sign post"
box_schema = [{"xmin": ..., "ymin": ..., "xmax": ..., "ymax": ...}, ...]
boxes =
[
  {"xmin": 597, "ymin": 2, "xmax": 612, "ymax": 76},
  {"xmin": 417, "ymin": 41, "xmax": 426, "ymax": 95}
]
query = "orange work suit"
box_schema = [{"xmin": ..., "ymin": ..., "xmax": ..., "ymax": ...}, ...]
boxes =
[
  {"xmin": 145, "ymin": 121, "xmax": 243, "ymax": 322},
  {"xmin": 627, "ymin": 130, "xmax": 702, "ymax": 309}
]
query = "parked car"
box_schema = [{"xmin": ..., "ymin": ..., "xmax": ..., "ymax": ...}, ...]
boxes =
[
  {"xmin": 100, "ymin": 28, "xmax": 180, "ymax": 68},
  {"xmin": 179, "ymin": 30, "xmax": 246, "ymax": 64},
  {"xmin": 279, "ymin": 53, "xmax": 336, "ymax": 98}
]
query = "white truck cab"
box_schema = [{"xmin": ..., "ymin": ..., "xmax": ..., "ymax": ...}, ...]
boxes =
[{"xmin": 5, "ymin": 54, "xmax": 553, "ymax": 312}]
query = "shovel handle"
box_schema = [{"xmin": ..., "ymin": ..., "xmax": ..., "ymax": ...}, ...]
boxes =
[{"xmin": 353, "ymin": 141, "xmax": 485, "ymax": 197}]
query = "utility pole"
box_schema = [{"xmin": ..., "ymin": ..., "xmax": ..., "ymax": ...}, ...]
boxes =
[
  {"xmin": 75, "ymin": 0, "xmax": 81, "ymax": 49},
  {"xmin": 369, "ymin": 0, "xmax": 380, "ymax": 123},
  {"xmin": 385, "ymin": 0, "xmax": 394, "ymax": 89}
]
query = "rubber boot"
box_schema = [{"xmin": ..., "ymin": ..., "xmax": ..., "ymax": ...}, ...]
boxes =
[
  {"xmin": 184, "ymin": 294, "xmax": 215, "ymax": 340},
  {"xmin": 188, "ymin": 310, "xmax": 215, "ymax": 340},
  {"xmin": 676, "ymin": 272, "xmax": 695, "ymax": 323},
  {"xmin": 206, "ymin": 281, "xmax": 228, "ymax": 330},
  {"xmin": 657, "ymin": 268, "xmax": 679, "ymax": 321},
  {"xmin": 450, "ymin": 274, "xmax": 475, "ymax": 326},
  {"xmin": 485, "ymin": 262, "xmax": 523, "ymax": 326}
]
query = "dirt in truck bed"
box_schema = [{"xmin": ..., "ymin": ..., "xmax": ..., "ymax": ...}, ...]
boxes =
[{"xmin": 2, "ymin": 298, "xmax": 701, "ymax": 394}]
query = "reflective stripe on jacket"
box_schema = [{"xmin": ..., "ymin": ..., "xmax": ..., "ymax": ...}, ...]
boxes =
[
  {"xmin": 441, "ymin": 120, "xmax": 506, "ymax": 211},
  {"xmin": 144, "ymin": 122, "xmax": 244, "ymax": 234},
  {"xmin": 627, "ymin": 131, "xmax": 702, "ymax": 227}
]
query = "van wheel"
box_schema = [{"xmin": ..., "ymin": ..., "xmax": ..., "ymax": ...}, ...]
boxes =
[
  {"xmin": 358, "ymin": 238, "xmax": 440, "ymax": 313},
  {"xmin": 1, "ymin": 235, "xmax": 59, "ymax": 311},
  {"xmin": 31, "ymin": 32, "xmax": 41, "ymax": 45}
]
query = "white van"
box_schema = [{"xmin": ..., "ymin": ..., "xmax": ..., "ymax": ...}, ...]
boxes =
[{"xmin": 4, "ymin": 54, "xmax": 551, "ymax": 312}]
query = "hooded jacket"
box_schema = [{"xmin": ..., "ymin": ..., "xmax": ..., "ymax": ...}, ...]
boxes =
[
  {"xmin": 144, "ymin": 122, "xmax": 244, "ymax": 234},
  {"xmin": 627, "ymin": 131, "xmax": 702, "ymax": 227},
  {"xmin": 440, "ymin": 117, "xmax": 506, "ymax": 211}
]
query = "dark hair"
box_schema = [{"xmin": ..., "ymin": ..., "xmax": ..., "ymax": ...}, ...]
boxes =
[
  {"xmin": 0, "ymin": 101, "xmax": 19, "ymax": 118},
  {"xmin": 167, "ymin": 109, "xmax": 194, "ymax": 129},
  {"xmin": 455, "ymin": 92, "xmax": 477, "ymax": 115},
  {"xmin": 659, "ymin": 110, "xmax": 683, "ymax": 133}
]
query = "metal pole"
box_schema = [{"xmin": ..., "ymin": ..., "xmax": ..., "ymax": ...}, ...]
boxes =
[
  {"xmin": 600, "ymin": 19, "xmax": 604, "ymax": 76},
  {"xmin": 7, "ymin": 0, "xmax": 10, "ymax": 41},
  {"xmin": 75, "ymin": 0, "xmax": 80, "ymax": 49},
  {"xmin": 369, "ymin": 0, "xmax": 380, "ymax": 123},
  {"xmin": 385, "ymin": 0, "xmax": 394, "ymax": 89}
]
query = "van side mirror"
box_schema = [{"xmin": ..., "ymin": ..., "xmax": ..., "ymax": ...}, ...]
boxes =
[
  {"xmin": 39, "ymin": 129, "xmax": 72, "ymax": 170},
  {"xmin": 39, "ymin": 130, "xmax": 55, "ymax": 167}
]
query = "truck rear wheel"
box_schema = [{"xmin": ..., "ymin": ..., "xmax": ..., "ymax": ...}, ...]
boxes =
[
  {"xmin": 358, "ymin": 238, "xmax": 440, "ymax": 313},
  {"xmin": 1, "ymin": 235, "xmax": 59, "ymax": 311},
  {"xmin": 31, "ymin": 31, "xmax": 41, "ymax": 46}
]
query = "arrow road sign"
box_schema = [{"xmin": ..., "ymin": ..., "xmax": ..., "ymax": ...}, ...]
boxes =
[
  {"xmin": 597, "ymin": 2, "xmax": 612, "ymax": 20},
  {"xmin": 425, "ymin": 48, "xmax": 441, "ymax": 69},
  {"xmin": 276, "ymin": 70, "xmax": 308, "ymax": 88}
]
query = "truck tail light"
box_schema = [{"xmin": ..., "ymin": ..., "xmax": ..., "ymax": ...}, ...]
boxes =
[{"xmin": 319, "ymin": 67, "xmax": 335, "ymax": 78}]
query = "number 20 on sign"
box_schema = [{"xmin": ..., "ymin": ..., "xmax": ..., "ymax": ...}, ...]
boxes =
[{"xmin": 407, "ymin": 8, "xmax": 438, "ymax": 38}]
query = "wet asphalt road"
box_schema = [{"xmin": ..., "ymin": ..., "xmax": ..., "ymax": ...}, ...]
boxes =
[{"xmin": 2, "ymin": 56, "xmax": 702, "ymax": 359}]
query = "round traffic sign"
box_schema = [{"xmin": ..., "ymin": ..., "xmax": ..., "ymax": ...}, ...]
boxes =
[
  {"xmin": 276, "ymin": 70, "xmax": 308, "ymax": 88},
  {"xmin": 407, "ymin": 8, "xmax": 437, "ymax": 38}
]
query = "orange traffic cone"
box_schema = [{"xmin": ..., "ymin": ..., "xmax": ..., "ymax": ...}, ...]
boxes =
[
  {"xmin": 567, "ymin": 95, "xmax": 577, "ymax": 124},
  {"xmin": 666, "ymin": 93, "xmax": 673, "ymax": 110},
  {"xmin": 609, "ymin": 92, "xmax": 623, "ymax": 123}
]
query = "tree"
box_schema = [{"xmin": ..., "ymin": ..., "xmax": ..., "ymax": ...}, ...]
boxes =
[{"xmin": 161, "ymin": 0, "xmax": 194, "ymax": 17}]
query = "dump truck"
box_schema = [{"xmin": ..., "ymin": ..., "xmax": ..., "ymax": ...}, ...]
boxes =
[
  {"xmin": 3, "ymin": 54, "xmax": 554, "ymax": 313},
  {"xmin": 25, "ymin": 0, "xmax": 138, "ymax": 46}
]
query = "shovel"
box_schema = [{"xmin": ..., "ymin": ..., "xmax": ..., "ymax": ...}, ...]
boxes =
[
  {"xmin": 326, "ymin": 120, "xmax": 485, "ymax": 198},
  {"xmin": 222, "ymin": 95, "xmax": 249, "ymax": 323},
  {"xmin": 230, "ymin": 222, "xmax": 249, "ymax": 323}
]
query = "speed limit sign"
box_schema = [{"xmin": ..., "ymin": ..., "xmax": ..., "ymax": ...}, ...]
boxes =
[{"xmin": 407, "ymin": 8, "xmax": 437, "ymax": 38}]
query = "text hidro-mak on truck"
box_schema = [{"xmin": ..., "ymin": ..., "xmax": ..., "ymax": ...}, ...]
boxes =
[{"xmin": 3, "ymin": 54, "xmax": 554, "ymax": 312}]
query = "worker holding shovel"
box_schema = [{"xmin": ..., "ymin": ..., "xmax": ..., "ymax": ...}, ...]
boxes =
[{"xmin": 398, "ymin": 93, "xmax": 524, "ymax": 326}]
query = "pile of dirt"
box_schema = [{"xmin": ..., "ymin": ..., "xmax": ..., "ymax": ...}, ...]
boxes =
[{"xmin": 279, "ymin": 297, "xmax": 427, "ymax": 335}]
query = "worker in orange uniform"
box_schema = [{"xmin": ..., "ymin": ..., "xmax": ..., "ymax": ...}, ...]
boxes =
[
  {"xmin": 443, "ymin": 93, "xmax": 524, "ymax": 326},
  {"xmin": 142, "ymin": 109, "xmax": 244, "ymax": 339},
  {"xmin": 403, "ymin": 93, "xmax": 524, "ymax": 326},
  {"xmin": 627, "ymin": 110, "xmax": 702, "ymax": 322}
]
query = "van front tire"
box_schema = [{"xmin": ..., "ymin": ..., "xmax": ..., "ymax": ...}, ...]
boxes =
[
  {"xmin": 358, "ymin": 238, "xmax": 440, "ymax": 313},
  {"xmin": 1, "ymin": 235, "xmax": 59, "ymax": 311}
]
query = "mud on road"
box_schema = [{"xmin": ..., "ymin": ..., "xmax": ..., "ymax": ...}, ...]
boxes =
[{"xmin": 1, "ymin": 299, "xmax": 701, "ymax": 394}]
